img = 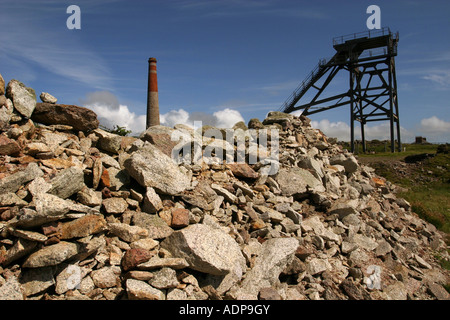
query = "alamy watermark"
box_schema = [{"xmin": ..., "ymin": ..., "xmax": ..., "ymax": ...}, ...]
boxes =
[
  {"xmin": 66, "ymin": 5, "xmax": 81, "ymax": 30},
  {"xmin": 366, "ymin": 5, "xmax": 381, "ymax": 30},
  {"xmin": 364, "ymin": 265, "xmax": 382, "ymax": 290},
  {"xmin": 169, "ymin": 121, "xmax": 280, "ymax": 175}
]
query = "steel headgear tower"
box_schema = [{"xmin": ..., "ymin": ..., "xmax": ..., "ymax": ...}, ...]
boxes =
[{"xmin": 146, "ymin": 57, "xmax": 160, "ymax": 128}]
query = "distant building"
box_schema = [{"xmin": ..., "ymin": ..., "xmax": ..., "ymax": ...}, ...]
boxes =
[{"xmin": 415, "ymin": 136, "xmax": 427, "ymax": 144}]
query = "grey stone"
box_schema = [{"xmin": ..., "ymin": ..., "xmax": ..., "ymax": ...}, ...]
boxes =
[
  {"xmin": 328, "ymin": 199, "xmax": 359, "ymax": 218},
  {"xmin": 126, "ymin": 279, "xmax": 165, "ymax": 300},
  {"xmin": 0, "ymin": 100, "xmax": 13, "ymax": 129},
  {"xmin": 427, "ymin": 282, "xmax": 450, "ymax": 300},
  {"xmin": 40, "ymin": 92, "xmax": 57, "ymax": 104},
  {"xmin": 108, "ymin": 222, "xmax": 148, "ymax": 243},
  {"xmin": 107, "ymin": 167, "xmax": 130, "ymax": 191},
  {"xmin": 6, "ymin": 79, "xmax": 36, "ymax": 118},
  {"xmin": 351, "ymin": 234, "xmax": 378, "ymax": 251},
  {"xmin": 22, "ymin": 241, "xmax": 79, "ymax": 268},
  {"xmin": 137, "ymin": 257, "xmax": 189, "ymax": 270},
  {"xmin": 11, "ymin": 229, "xmax": 48, "ymax": 243},
  {"xmin": 20, "ymin": 267, "xmax": 55, "ymax": 297},
  {"xmin": 276, "ymin": 167, "xmax": 324, "ymax": 196},
  {"xmin": 27, "ymin": 177, "xmax": 52, "ymax": 197},
  {"xmin": 132, "ymin": 212, "xmax": 173, "ymax": 239},
  {"xmin": 211, "ymin": 183, "xmax": 238, "ymax": 204},
  {"xmin": 342, "ymin": 213, "xmax": 361, "ymax": 226},
  {"xmin": 77, "ymin": 186, "xmax": 102, "ymax": 207},
  {"xmin": 237, "ymin": 237, "xmax": 299, "ymax": 297},
  {"xmin": 0, "ymin": 277, "xmax": 24, "ymax": 300},
  {"xmin": 48, "ymin": 166, "xmax": 85, "ymax": 199},
  {"xmin": 0, "ymin": 162, "xmax": 43, "ymax": 195},
  {"xmin": 142, "ymin": 187, "xmax": 163, "ymax": 213},
  {"xmin": 262, "ymin": 111, "xmax": 294, "ymax": 125},
  {"xmin": 307, "ymin": 258, "xmax": 331, "ymax": 275},
  {"xmin": 383, "ymin": 282, "xmax": 407, "ymax": 300},
  {"xmin": 149, "ymin": 267, "xmax": 179, "ymax": 289},
  {"xmin": 298, "ymin": 157, "xmax": 324, "ymax": 179},
  {"xmin": 2, "ymin": 238, "xmax": 37, "ymax": 266},
  {"xmin": 94, "ymin": 129, "xmax": 122, "ymax": 154},
  {"xmin": 90, "ymin": 266, "xmax": 120, "ymax": 288},
  {"xmin": 55, "ymin": 264, "xmax": 83, "ymax": 294},
  {"xmin": 34, "ymin": 193, "xmax": 73, "ymax": 217},
  {"xmin": 0, "ymin": 192, "xmax": 27, "ymax": 207},
  {"xmin": 414, "ymin": 254, "xmax": 432, "ymax": 269},
  {"xmin": 302, "ymin": 216, "xmax": 340, "ymax": 243},
  {"xmin": 161, "ymin": 223, "xmax": 246, "ymax": 276},
  {"xmin": 330, "ymin": 154, "xmax": 358, "ymax": 174},
  {"xmin": 102, "ymin": 197, "xmax": 128, "ymax": 215},
  {"xmin": 375, "ymin": 240, "xmax": 393, "ymax": 257},
  {"xmin": 124, "ymin": 142, "xmax": 191, "ymax": 195}
]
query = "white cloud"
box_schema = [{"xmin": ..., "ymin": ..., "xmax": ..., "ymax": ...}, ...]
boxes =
[
  {"xmin": 83, "ymin": 92, "xmax": 245, "ymax": 136},
  {"xmin": 160, "ymin": 109, "xmax": 191, "ymax": 128},
  {"xmin": 422, "ymin": 71, "xmax": 450, "ymax": 87},
  {"xmin": 160, "ymin": 107, "xmax": 244, "ymax": 129},
  {"xmin": 418, "ymin": 116, "xmax": 450, "ymax": 142},
  {"xmin": 88, "ymin": 103, "xmax": 146, "ymax": 136},
  {"xmin": 311, "ymin": 119, "xmax": 350, "ymax": 141},
  {"xmin": 419, "ymin": 116, "xmax": 450, "ymax": 133},
  {"xmin": 311, "ymin": 119, "xmax": 414, "ymax": 142},
  {"xmin": 213, "ymin": 108, "xmax": 245, "ymax": 128}
]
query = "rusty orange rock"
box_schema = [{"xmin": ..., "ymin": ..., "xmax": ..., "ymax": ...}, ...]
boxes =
[
  {"xmin": 60, "ymin": 214, "xmax": 107, "ymax": 239},
  {"xmin": 170, "ymin": 208, "xmax": 190, "ymax": 229},
  {"xmin": 372, "ymin": 177, "xmax": 385, "ymax": 187}
]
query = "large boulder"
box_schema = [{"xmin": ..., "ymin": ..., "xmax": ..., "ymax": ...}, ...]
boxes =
[
  {"xmin": 276, "ymin": 167, "xmax": 324, "ymax": 196},
  {"xmin": 160, "ymin": 223, "xmax": 246, "ymax": 277},
  {"xmin": 31, "ymin": 103, "xmax": 99, "ymax": 132},
  {"xmin": 6, "ymin": 79, "xmax": 36, "ymax": 118},
  {"xmin": 139, "ymin": 125, "xmax": 178, "ymax": 158},
  {"xmin": 236, "ymin": 237, "xmax": 299, "ymax": 298},
  {"xmin": 124, "ymin": 142, "xmax": 191, "ymax": 196}
]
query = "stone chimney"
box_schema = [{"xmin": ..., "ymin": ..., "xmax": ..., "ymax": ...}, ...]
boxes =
[{"xmin": 146, "ymin": 57, "xmax": 160, "ymax": 128}]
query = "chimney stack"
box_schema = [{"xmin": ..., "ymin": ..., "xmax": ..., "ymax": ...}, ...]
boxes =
[{"xmin": 146, "ymin": 57, "xmax": 160, "ymax": 128}]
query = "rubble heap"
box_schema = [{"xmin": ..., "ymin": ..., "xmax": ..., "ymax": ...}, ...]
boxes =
[{"xmin": 0, "ymin": 76, "xmax": 449, "ymax": 300}]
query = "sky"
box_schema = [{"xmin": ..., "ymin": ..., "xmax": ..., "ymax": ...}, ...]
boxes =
[{"xmin": 0, "ymin": 0, "xmax": 449, "ymax": 142}]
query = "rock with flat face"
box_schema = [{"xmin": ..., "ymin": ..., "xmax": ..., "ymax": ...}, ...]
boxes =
[
  {"xmin": 48, "ymin": 166, "xmax": 85, "ymax": 199},
  {"xmin": 161, "ymin": 223, "xmax": 246, "ymax": 276},
  {"xmin": 139, "ymin": 125, "xmax": 179, "ymax": 158},
  {"xmin": 276, "ymin": 167, "xmax": 324, "ymax": 196},
  {"xmin": 126, "ymin": 279, "xmax": 165, "ymax": 300},
  {"xmin": 237, "ymin": 237, "xmax": 299, "ymax": 297},
  {"xmin": 31, "ymin": 103, "xmax": 99, "ymax": 132},
  {"xmin": 6, "ymin": 79, "xmax": 36, "ymax": 118},
  {"xmin": 39, "ymin": 92, "xmax": 57, "ymax": 104},
  {"xmin": 124, "ymin": 142, "xmax": 191, "ymax": 195},
  {"xmin": 0, "ymin": 162, "xmax": 43, "ymax": 195},
  {"xmin": 22, "ymin": 241, "xmax": 79, "ymax": 268}
]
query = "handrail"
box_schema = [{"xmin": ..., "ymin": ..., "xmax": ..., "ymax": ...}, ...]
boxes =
[
  {"xmin": 333, "ymin": 27, "xmax": 392, "ymax": 46},
  {"xmin": 280, "ymin": 57, "xmax": 331, "ymax": 112}
]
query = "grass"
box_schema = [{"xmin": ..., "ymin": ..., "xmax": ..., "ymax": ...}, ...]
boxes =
[{"xmin": 354, "ymin": 142, "xmax": 450, "ymax": 236}]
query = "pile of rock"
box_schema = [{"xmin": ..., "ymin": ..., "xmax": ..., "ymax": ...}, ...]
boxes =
[{"xmin": 0, "ymin": 75, "xmax": 449, "ymax": 300}]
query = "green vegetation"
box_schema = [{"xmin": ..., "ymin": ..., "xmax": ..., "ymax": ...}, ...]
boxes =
[
  {"xmin": 356, "ymin": 142, "xmax": 450, "ymax": 236},
  {"xmin": 100, "ymin": 125, "xmax": 132, "ymax": 137}
]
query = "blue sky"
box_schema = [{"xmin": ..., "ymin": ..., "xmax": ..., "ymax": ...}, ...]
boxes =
[{"xmin": 1, "ymin": 0, "xmax": 449, "ymax": 142}]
